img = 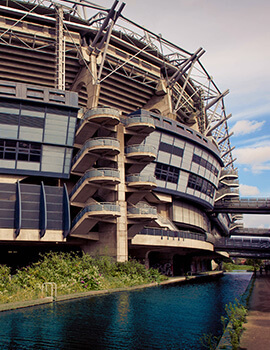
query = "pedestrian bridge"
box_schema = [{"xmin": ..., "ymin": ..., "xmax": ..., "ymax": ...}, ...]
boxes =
[
  {"xmin": 214, "ymin": 198, "xmax": 270, "ymax": 214},
  {"xmin": 215, "ymin": 236, "xmax": 270, "ymax": 258}
]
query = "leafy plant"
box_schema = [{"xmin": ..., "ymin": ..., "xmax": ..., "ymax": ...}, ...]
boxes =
[
  {"xmin": 222, "ymin": 299, "xmax": 247, "ymax": 349},
  {"xmin": 0, "ymin": 252, "xmax": 166, "ymax": 303},
  {"xmin": 200, "ymin": 333, "xmax": 220, "ymax": 349}
]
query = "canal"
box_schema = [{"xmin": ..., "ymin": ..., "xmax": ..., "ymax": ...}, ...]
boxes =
[{"xmin": 0, "ymin": 272, "xmax": 252, "ymax": 350}]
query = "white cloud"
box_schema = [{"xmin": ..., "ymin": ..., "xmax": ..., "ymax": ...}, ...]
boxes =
[
  {"xmin": 239, "ymin": 184, "xmax": 260, "ymax": 196},
  {"xmin": 234, "ymin": 146, "xmax": 270, "ymax": 173},
  {"xmin": 231, "ymin": 120, "xmax": 265, "ymax": 136},
  {"xmin": 232, "ymin": 135, "xmax": 270, "ymax": 148},
  {"xmin": 243, "ymin": 214, "xmax": 270, "ymax": 228},
  {"xmin": 231, "ymin": 102, "xmax": 270, "ymax": 121}
]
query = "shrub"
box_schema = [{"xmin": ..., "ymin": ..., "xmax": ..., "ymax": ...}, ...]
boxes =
[{"xmin": 0, "ymin": 252, "xmax": 165, "ymax": 303}]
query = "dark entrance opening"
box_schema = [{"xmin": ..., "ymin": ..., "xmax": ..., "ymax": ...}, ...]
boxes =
[{"xmin": 173, "ymin": 254, "xmax": 191, "ymax": 276}]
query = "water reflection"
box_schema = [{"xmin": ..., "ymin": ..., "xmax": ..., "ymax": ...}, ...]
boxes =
[{"xmin": 0, "ymin": 273, "xmax": 252, "ymax": 350}]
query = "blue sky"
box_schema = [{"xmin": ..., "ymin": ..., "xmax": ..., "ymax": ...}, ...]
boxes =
[{"xmin": 85, "ymin": 0, "xmax": 270, "ymax": 227}]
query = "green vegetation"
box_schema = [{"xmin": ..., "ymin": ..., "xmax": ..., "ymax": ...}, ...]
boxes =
[
  {"xmin": 223, "ymin": 262, "xmax": 254, "ymax": 272},
  {"xmin": 221, "ymin": 299, "xmax": 248, "ymax": 349},
  {"xmin": 201, "ymin": 299, "xmax": 248, "ymax": 350},
  {"xmin": 201, "ymin": 274, "xmax": 255, "ymax": 349},
  {"xmin": 0, "ymin": 252, "xmax": 167, "ymax": 304},
  {"xmin": 200, "ymin": 333, "xmax": 220, "ymax": 350}
]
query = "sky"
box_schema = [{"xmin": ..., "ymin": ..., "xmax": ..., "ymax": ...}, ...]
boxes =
[{"xmin": 84, "ymin": 0, "xmax": 270, "ymax": 228}]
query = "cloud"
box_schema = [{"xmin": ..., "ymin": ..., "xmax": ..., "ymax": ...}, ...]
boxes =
[
  {"xmin": 239, "ymin": 184, "xmax": 260, "ymax": 196},
  {"xmin": 231, "ymin": 102, "xmax": 270, "ymax": 121},
  {"xmin": 231, "ymin": 120, "xmax": 265, "ymax": 136},
  {"xmin": 243, "ymin": 214, "xmax": 270, "ymax": 228},
  {"xmin": 232, "ymin": 135, "xmax": 270, "ymax": 148},
  {"xmin": 234, "ymin": 146, "xmax": 270, "ymax": 173}
]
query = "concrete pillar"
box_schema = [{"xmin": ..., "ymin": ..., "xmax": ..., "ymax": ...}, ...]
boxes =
[
  {"xmin": 116, "ymin": 123, "xmax": 128, "ymax": 262},
  {"xmin": 82, "ymin": 222, "xmax": 116, "ymax": 258}
]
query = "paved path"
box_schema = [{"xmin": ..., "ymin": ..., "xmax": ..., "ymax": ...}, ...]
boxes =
[{"xmin": 239, "ymin": 272, "xmax": 270, "ymax": 349}]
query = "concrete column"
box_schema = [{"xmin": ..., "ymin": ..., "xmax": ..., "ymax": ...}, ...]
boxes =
[{"xmin": 116, "ymin": 123, "xmax": 128, "ymax": 262}]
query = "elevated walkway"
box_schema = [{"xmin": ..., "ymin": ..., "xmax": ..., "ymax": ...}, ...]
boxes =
[
  {"xmin": 213, "ymin": 198, "xmax": 270, "ymax": 214},
  {"xmin": 231, "ymin": 228, "xmax": 270, "ymax": 237},
  {"xmin": 215, "ymin": 237, "xmax": 270, "ymax": 258}
]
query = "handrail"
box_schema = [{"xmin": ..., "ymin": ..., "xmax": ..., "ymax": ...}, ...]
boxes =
[
  {"xmin": 125, "ymin": 115, "xmax": 155, "ymax": 126},
  {"xmin": 72, "ymin": 202, "xmax": 120, "ymax": 227},
  {"xmin": 72, "ymin": 137, "xmax": 120, "ymax": 166},
  {"xmin": 70, "ymin": 168, "xmax": 120, "ymax": 198},
  {"xmin": 127, "ymin": 206, "xmax": 157, "ymax": 215},
  {"xmin": 126, "ymin": 174, "xmax": 156, "ymax": 183},
  {"xmin": 78, "ymin": 107, "xmax": 120, "ymax": 128},
  {"xmin": 220, "ymin": 169, "xmax": 238, "ymax": 177},
  {"xmin": 216, "ymin": 237, "xmax": 270, "ymax": 250},
  {"xmin": 125, "ymin": 144, "xmax": 156, "ymax": 154},
  {"xmin": 139, "ymin": 227, "xmax": 206, "ymax": 241},
  {"xmin": 215, "ymin": 197, "xmax": 270, "ymax": 207}
]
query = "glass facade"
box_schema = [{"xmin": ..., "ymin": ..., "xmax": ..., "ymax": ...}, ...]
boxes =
[
  {"xmin": 144, "ymin": 120, "xmax": 222, "ymax": 207},
  {"xmin": 0, "ymin": 100, "xmax": 77, "ymax": 178}
]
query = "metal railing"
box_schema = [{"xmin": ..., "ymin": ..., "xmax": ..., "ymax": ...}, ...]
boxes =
[
  {"xmin": 219, "ymin": 178, "xmax": 239, "ymax": 186},
  {"xmin": 216, "ymin": 237, "xmax": 270, "ymax": 250},
  {"xmin": 70, "ymin": 168, "xmax": 120, "ymax": 198},
  {"xmin": 139, "ymin": 227, "xmax": 206, "ymax": 241},
  {"xmin": 215, "ymin": 197, "xmax": 270, "ymax": 208},
  {"xmin": 72, "ymin": 202, "xmax": 120, "ymax": 227},
  {"xmin": 126, "ymin": 174, "xmax": 156, "ymax": 184},
  {"xmin": 72, "ymin": 137, "xmax": 120, "ymax": 166},
  {"xmin": 125, "ymin": 115, "xmax": 155, "ymax": 127},
  {"xmin": 42, "ymin": 282, "xmax": 57, "ymax": 299},
  {"xmin": 220, "ymin": 169, "xmax": 238, "ymax": 178},
  {"xmin": 125, "ymin": 144, "xmax": 156, "ymax": 155},
  {"xmin": 127, "ymin": 206, "xmax": 157, "ymax": 215},
  {"xmin": 78, "ymin": 107, "xmax": 120, "ymax": 126},
  {"xmin": 232, "ymin": 228, "xmax": 270, "ymax": 236}
]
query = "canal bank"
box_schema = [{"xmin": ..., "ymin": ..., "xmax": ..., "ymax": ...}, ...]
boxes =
[
  {"xmin": 0, "ymin": 271, "xmax": 252, "ymax": 350},
  {"xmin": 239, "ymin": 272, "xmax": 270, "ymax": 349},
  {"xmin": 0, "ymin": 271, "xmax": 223, "ymax": 312}
]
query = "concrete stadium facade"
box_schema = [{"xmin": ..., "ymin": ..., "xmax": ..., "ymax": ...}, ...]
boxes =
[{"xmin": 0, "ymin": 0, "xmax": 237, "ymax": 274}]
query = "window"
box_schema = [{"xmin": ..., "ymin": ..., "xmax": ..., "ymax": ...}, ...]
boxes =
[
  {"xmin": 0, "ymin": 140, "xmax": 41, "ymax": 163},
  {"xmin": 192, "ymin": 154, "xmax": 219, "ymax": 177},
  {"xmin": 155, "ymin": 162, "xmax": 180, "ymax": 184},
  {"xmin": 159, "ymin": 142, "xmax": 183, "ymax": 157},
  {"xmin": 187, "ymin": 173, "xmax": 215, "ymax": 198}
]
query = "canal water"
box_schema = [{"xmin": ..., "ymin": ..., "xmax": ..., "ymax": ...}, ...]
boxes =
[{"xmin": 0, "ymin": 272, "xmax": 252, "ymax": 350}]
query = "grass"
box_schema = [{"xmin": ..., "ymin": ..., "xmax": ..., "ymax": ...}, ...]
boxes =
[
  {"xmin": 0, "ymin": 252, "xmax": 167, "ymax": 304},
  {"xmin": 223, "ymin": 263, "xmax": 254, "ymax": 272}
]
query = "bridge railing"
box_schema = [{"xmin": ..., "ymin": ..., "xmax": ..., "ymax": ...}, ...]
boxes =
[
  {"xmin": 139, "ymin": 228, "xmax": 206, "ymax": 241},
  {"xmin": 216, "ymin": 197, "xmax": 270, "ymax": 208},
  {"xmin": 216, "ymin": 237, "xmax": 270, "ymax": 250}
]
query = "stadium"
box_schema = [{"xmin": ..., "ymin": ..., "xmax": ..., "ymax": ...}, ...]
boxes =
[{"xmin": 0, "ymin": 0, "xmax": 240, "ymax": 274}]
